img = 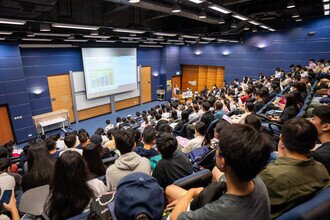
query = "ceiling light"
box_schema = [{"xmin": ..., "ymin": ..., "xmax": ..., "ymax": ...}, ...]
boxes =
[
  {"xmin": 186, "ymin": 40, "xmax": 197, "ymax": 44},
  {"xmin": 113, "ymin": 28, "xmax": 145, "ymax": 34},
  {"xmin": 19, "ymin": 44, "xmax": 74, "ymax": 48},
  {"xmin": 0, "ymin": 38, "xmax": 6, "ymax": 40},
  {"xmin": 260, "ymin": 25, "xmax": 269, "ymax": 29},
  {"xmin": 292, "ymin": 13, "xmax": 300, "ymax": 18},
  {"xmin": 40, "ymin": 23, "xmax": 51, "ymax": 32},
  {"xmin": 172, "ymin": 2, "xmax": 181, "ymax": 13},
  {"xmin": 181, "ymin": 35, "xmax": 199, "ymax": 39},
  {"xmin": 95, "ymin": 40, "xmax": 116, "ymax": 43},
  {"xmin": 209, "ymin": 5, "xmax": 231, "ymax": 14},
  {"xmin": 244, "ymin": 26, "xmax": 250, "ymax": 31},
  {"xmin": 122, "ymin": 41, "xmax": 139, "ymax": 43},
  {"xmin": 143, "ymin": 41, "xmax": 158, "ymax": 44},
  {"xmin": 323, "ymin": 0, "xmax": 330, "ymax": 2},
  {"xmin": 218, "ymin": 17, "xmax": 225, "ymax": 24},
  {"xmin": 269, "ymin": 28, "xmax": 276, "ymax": 31},
  {"xmin": 295, "ymin": 18, "xmax": 302, "ymax": 22},
  {"xmin": 217, "ymin": 39, "xmax": 228, "ymax": 42},
  {"xmin": 252, "ymin": 27, "xmax": 258, "ymax": 32},
  {"xmin": 325, "ymin": 10, "xmax": 330, "ymax": 15},
  {"xmin": 154, "ymin": 32, "xmax": 177, "ymax": 37},
  {"xmin": 229, "ymin": 40, "xmax": 239, "ymax": 43},
  {"xmin": 119, "ymin": 36, "xmax": 141, "ymax": 40},
  {"xmin": 168, "ymin": 39, "xmax": 183, "ymax": 43},
  {"xmin": 199, "ymin": 10, "xmax": 207, "ymax": 19},
  {"xmin": 248, "ymin": 20, "xmax": 260, "ymax": 25},
  {"xmin": 175, "ymin": 43, "xmax": 185, "ymax": 45},
  {"xmin": 52, "ymin": 23, "xmax": 99, "ymax": 30},
  {"xmin": 139, "ymin": 45, "xmax": 163, "ymax": 48},
  {"xmin": 160, "ymin": 42, "xmax": 172, "ymax": 45},
  {"xmin": 231, "ymin": 21, "xmax": 237, "ymax": 28},
  {"xmin": 22, "ymin": 38, "xmax": 52, "ymax": 41},
  {"xmin": 202, "ymin": 37, "xmax": 216, "ymax": 41},
  {"xmin": 129, "ymin": 0, "xmax": 140, "ymax": 3},
  {"xmin": 0, "ymin": 31, "xmax": 12, "ymax": 35},
  {"xmin": 324, "ymin": 4, "xmax": 330, "ymax": 10},
  {"xmin": 188, "ymin": 0, "xmax": 204, "ymax": 3},
  {"xmin": 34, "ymin": 32, "xmax": 71, "ymax": 37},
  {"xmin": 222, "ymin": 51, "xmax": 230, "ymax": 56},
  {"xmin": 83, "ymin": 35, "xmax": 111, "ymax": 39},
  {"xmin": 63, "ymin": 39, "xmax": 88, "ymax": 42},
  {"xmin": 146, "ymin": 38, "xmax": 164, "ymax": 41},
  {"xmin": 0, "ymin": 18, "xmax": 26, "ymax": 25},
  {"xmin": 287, "ymin": 0, "xmax": 295, "ymax": 8},
  {"xmin": 199, "ymin": 41, "xmax": 209, "ymax": 44},
  {"xmin": 232, "ymin": 14, "xmax": 248, "ymax": 21}
]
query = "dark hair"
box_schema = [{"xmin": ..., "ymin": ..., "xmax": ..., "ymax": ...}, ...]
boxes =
[
  {"xmin": 114, "ymin": 129, "xmax": 135, "ymax": 154},
  {"xmin": 46, "ymin": 151, "xmax": 94, "ymax": 220},
  {"xmin": 94, "ymin": 128, "xmax": 104, "ymax": 136},
  {"xmin": 44, "ymin": 138, "xmax": 57, "ymax": 151},
  {"xmin": 245, "ymin": 102, "xmax": 254, "ymax": 112},
  {"xmin": 106, "ymin": 120, "xmax": 111, "ymax": 125},
  {"xmin": 143, "ymin": 127, "xmax": 157, "ymax": 145},
  {"xmin": 78, "ymin": 133, "xmax": 89, "ymax": 144},
  {"xmin": 195, "ymin": 121, "xmax": 207, "ymax": 136},
  {"xmin": 78, "ymin": 129, "xmax": 89, "ymax": 137},
  {"xmin": 171, "ymin": 110, "xmax": 178, "ymax": 120},
  {"xmin": 83, "ymin": 143, "xmax": 106, "ymax": 178},
  {"xmin": 181, "ymin": 110, "xmax": 189, "ymax": 123},
  {"xmin": 90, "ymin": 134, "xmax": 103, "ymax": 146},
  {"xmin": 142, "ymin": 114, "xmax": 149, "ymax": 125},
  {"xmin": 50, "ymin": 133, "xmax": 61, "ymax": 142},
  {"xmin": 26, "ymin": 142, "xmax": 55, "ymax": 189},
  {"xmin": 136, "ymin": 111, "xmax": 141, "ymax": 117},
  {"xmin": 116, "ymin": 117, "xmax": 122, "ymax": 123},
  {"xmin": 202, "ymin": 102, "xmax": 211, "ymax": 111},
  {"xmin": 156, "ymin": 133, "xmax": 177, "ymax": 159},
  {"xmin": 133, "ymin": 130, "xmax": 142, "ymax": 146},
  {"xmin": 313, "ymin": 105, "xmax": 330, "ymax": 124},
  {"xmin": 158, "ymin": 124, "xmax": 173, "ymax": 134},
  {"xmin": 155, "ymin": 113, "xmax": 162, "ymax": 120},
  {"xmin": 0, "ymin": 158, "xmax": 11, "ymax": 171},
  {"xmin": 64, "ymin": 134, "xmax": 76, "ymax": 148},
  {"xmin": 244, "ymin": 115, "xmax": 261, "ymax": 131},
  {"xmin": 281, "ymin": 118, "xmax": 318, "ymax": 154},
  {"xmin": 193, "ymin": 104, "xmax": 199, "ymax": 112},
  {"xmin": 284, "ymin": 93, "xmax": 299, "ymax": 111},
  {"xmin": 215, "ymin": 101, "xmax": 223, "ymax": 110},
  {"xmin": 218, "ymin": 124, "xmax": 272, "ymax": 182}
]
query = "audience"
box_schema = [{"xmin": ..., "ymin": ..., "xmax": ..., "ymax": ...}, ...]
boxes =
[
  {"xmin": 152, "ymin": 133, "xmax": 193, "ymax": 189},
  {"xmin": 258, "ymin": 118, "xmax": 330, "ymax": 219},
  {"xmin": 0, "ymin": 158, "xmax": 16, "ymax": 197},
  {"xmin": 44, "ymin": 138, "xmax": 60, "ymax": 159},
  {"xmin": 182, "ymin": 121, "xmax": 208, "ymax": 154},
  {"xmin": 133, "ymin": 126, "xmax": 159, "ymax": 159},
  {"xmin": 106, "ymin": 129, "xmax": 151, "ymax": 189}
]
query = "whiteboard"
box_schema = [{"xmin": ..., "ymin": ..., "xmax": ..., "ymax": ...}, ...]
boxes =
[{"xmin": 71, "ymin": 71, "xmax": 140, "ymax": 110}]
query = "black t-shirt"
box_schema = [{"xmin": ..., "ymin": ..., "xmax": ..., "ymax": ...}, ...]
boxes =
[
  {"xmin": 200, "ymin": 111, "xmax": 215, "ymax": 128},
  {"xmin": 152, "ymin": 151, "xmax": 193, "ymax": 189},
  {"xmin": 310, "ymin": 142, "xmax": 330, "ymax": 175},
  {"xmin": 254, "ymin": 101, "xmax": 265, "ymax": 113}
]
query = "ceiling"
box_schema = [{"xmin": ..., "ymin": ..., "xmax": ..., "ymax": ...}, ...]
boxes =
[{"xmin": 0, "ymin": 0, "xmax": 327, "ymax": 47}]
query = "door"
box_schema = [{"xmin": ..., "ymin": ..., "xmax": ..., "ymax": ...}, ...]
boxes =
[
  {"xmin": 0, "ymin": 105, "xmax": 14, "ymax": 145},
  {"xmin": 48, "ymin": 74, "xmax": 75, "ymax": 123},
  {"xmin": 172, "ymin": 75, "xmax": 182, "ymax": 97},
  {"xmin": 141, "ymin": 66, "xmax": 152, "ymax": 103}
]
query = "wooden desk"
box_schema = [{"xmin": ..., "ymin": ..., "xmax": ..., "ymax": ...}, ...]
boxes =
[{"xmin": 33, "ymin": 109, "xmax": 70, "ymax": 134}]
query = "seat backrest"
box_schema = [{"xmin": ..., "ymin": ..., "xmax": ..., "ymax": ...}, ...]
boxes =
[
  {"xmin": 173, "ymin": 169, "xmax": 212, "ymax": 190},
  {"xmin": 197, "ymin": 148, "xmax": 216, "ymax": 170},
  {"xmin": 102, "ymin": 155, "xmax": 119, "ymax": 166},
  {"xmin": 277, "ymin": 187, "xmax": 330, "ymax": 220},
  {"xmin": 207, "ymin": 118, "xmax": 220, "ymax": 139},
  {"xmin": 19, "ymin": 185, "xmax": 50, "ymax": 216}
]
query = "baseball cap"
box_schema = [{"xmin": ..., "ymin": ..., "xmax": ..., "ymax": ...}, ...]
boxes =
[{"xmin": 108, "ymin": 172, "xmax": 164, "ymax": 220}]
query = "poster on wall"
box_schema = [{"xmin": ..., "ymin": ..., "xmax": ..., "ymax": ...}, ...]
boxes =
[{"xmin": 167, "ymin": 80, "xmax": 172, "ymax": 91}]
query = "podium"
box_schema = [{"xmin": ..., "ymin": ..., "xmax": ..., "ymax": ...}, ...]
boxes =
[{"xmin": 157, "ymin": 89, "xmax": 165, "ymax": 101}]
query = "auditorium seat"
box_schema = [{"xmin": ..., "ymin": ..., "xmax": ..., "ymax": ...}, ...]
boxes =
[
  {"xmin": 207, "ymin": 118, "xmax": 220, "ymax": 139},
  {"xmin": 173, "ymin": 123, "xmax": 188, "ymax": 137},
  {"xmin": 277, "ymin": 187, "xmax": 330, "ymax": 220},
  {"xmin": 19, "ymin": 185, "xmax": 50, "ymax": 217},
  {"xmin": 173, "ymin": 169, "xmax": 212, "ymax": 190}
]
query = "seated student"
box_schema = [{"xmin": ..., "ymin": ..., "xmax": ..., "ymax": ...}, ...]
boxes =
[
  {"xmin": 44, "ymin": 151, "xmax": 106, "ymax": 220},
  {"xmin": 83, "ymin": 143, "xmax": 106, "ymax": 178},
  {"xmin": 76, "ymin": 133, "xmax": 90, "ymax": 149},
  {"xmin": 231, "ymin": 102, "xmax": 253, "ymax": 124},
  {"xmin": 152, "ymin": 133, "xmax": 193, "ymax": 189},
  {"xmin": 106, "ymin": 129, "xmax": 151, "ymax": 190},
  {"xmin": 104, "ymin": 128, "xmax": 117, "ymax": 151},
  {"xmin": 200, "ymin": 102, "xmax": 215, "ymax": 128},
  {"xmin": 50, "ymin": 133, "xmax": 66, "ymax": 151},
  {"xmin": 90, "ymin": 134, "xmax": 112, "ymax": 159},
  {"xmin": 105, "ymin": 172, "xmax": 164, "ymax": 220},
  {"xmin": 94, "ymin": 127, "xmax": 109, "ymax": 144},
  {"xmin": 0, "ymin": 158, "xmax": 16, "ymax": 197},
  {"xmin": 133, "ymin": 127, "xmax": 159, "ymax": 159},
  {"xmin": 213, "ymin": 100, "xmax": 224, "ymax": 120},
  {"xmin": 188, "ymin": 104, "xmax": 200, "ymax": 122},
  {"xmin": 167, "ymin": 124, "xmax": 272, "ymax": 220},
  {"xmin": 104, "ymin": 119, "xmax": 114, "ymax": 133},
  {"xmin": 60, "ymin": 134, "xmax": 83, "ymax": 155},
  {"xmin": 259, "ymin": 118, "xmax": 330, "ymax": 219},
  {"xmin": 22, "ymin": 142, "xmax": 55, "ymax": 192},
  {"xmin": 182, "ymin": 122, "xmax": 208, "ymax": 154},
  {"xmin": 44, "ymin": 137, "xmax": 61, "ymax": 159},
  {"xmin": 119, "ymin": 118, "xmax": 131, "ymax": 129},
  {"xmin": 253, "ymin": 90, "xmax": 266, "ymax": 113},
  {"xmin": 310, "ymin": 105, "xmax": 330, "ymax": 174}
]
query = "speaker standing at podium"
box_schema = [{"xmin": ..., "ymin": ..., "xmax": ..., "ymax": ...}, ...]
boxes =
[{"xmin": 174, "ymin": 85, "xmax": 181, "ymax": 96}]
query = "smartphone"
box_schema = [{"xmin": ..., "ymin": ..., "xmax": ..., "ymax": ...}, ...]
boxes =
[{"xmin": 1, "ymin": 190, "xmax": 12, "ymax": 205}]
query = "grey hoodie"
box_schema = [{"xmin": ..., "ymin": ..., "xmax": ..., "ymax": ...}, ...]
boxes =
[{"xmin": 106, "ymin": 152, "xmax": 151, "ymax": 190}]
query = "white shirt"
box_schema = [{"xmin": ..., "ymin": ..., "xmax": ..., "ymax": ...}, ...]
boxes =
[
  {"xmin": 59, "ymin": 148, "xmax": 83, "ymax": 156},
  {"xmin": 87, "ymin": 178, "xmax": 108, "ymax": 197},
  {"xmin": 162, "ymin": 112, "xmax": 171, "ymax": 119},
  {"xmin": 182, "ymin": 135, "xmax": 205, "ymax": 154}
]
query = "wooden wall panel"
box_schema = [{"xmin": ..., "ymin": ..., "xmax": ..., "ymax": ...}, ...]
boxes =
[
  {"xmin": 216, "ymin": 67, "xmax": 225, "ymax": 88},
  {"xmin": 0, "ymin": 106, "xmax": 14, "ymax": 145},
  {"xmin": 198, "ymin": 66, "xmax": 207, "ymax": 92},
  {"xmin": 182, "ymin": 65, "xmax": 198, "ymax": 92},
  {"xmin": 115, "ymin": 97, "xmax": 140, "ymax": 111},
  {"xmin": 78, "ymin": 104, "xmax": 111, "ymax": 121},
  {"xmin": 206, "ymin": 67, "xmax": 217, "ymax": 89}
]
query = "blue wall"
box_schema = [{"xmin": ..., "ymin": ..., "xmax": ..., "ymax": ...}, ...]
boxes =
[{"xmin": 179, "ymin": 16, "xmax": 330, "ymax": 82}]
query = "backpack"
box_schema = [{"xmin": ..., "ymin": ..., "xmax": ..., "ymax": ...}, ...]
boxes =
[
  {"xmin": 88, "ymin": 192, "xmax": 115, "ymax": 220},
  {"xmin": 188, "ymin": 145, "xmax": 210, "ymax": 164}
]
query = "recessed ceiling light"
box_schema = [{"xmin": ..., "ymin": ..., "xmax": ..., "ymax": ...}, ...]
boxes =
[
  {"xmin": 113, "ymin": 28, "xmax": 145, "ymax": 34},
  {"xmin": 248, "ymin": 20, "xmax": 260, "ymax": 25},
  {"xmin": 0, "ymin": 38, "xmax": 6, "ymax": 40},
  {"xmin": 129, "ymin": 0, "xmax": 140, "ymax": 3},
  {"xmin": 188, "ymin": 0, "xmax": 204, "ymax": 3},
  {"xmin": 323, "ymin": 0, "xmax": 330, "ymax": 2},
  {"xmin": 201, "ymin": 37, "xmax": 216, "ymax": 41},
  {"xmin": 154, "ymin": 32, "xmax": 177, "ymax": 37},
  {"xmin": 83, "ymin": 35, "xmax": 111, "ymax": 39},
  {"xmin": 295, "ymin": 18, "xmax": 302, "ymax": 22},
  {"xmin": 0, "ymin": 18, "xmax": 26, "ymax": 25},
  {"xmin": 244, "ymin": 26, "xmax": 250, "ymax": 31},
  {"xmin": 292, "ymin": 13, "xmax": 300, "ymax": 18},
  {"xmin": 324, "ymin": 4, "xmax": 330, "ymax": 10},
  {"xmin": 64, "ymin": 39, "xmax": 88, "ymax": 42},
  {"xmin": 22, "ymin": 38, "xmax": 52, "ymax": 41},
  {"xmin": 325, "ymin": 10, "xmax": 330, "ymax": 15},
  {"xmin": 208, "ymin": 5, "xmax": 231, "ymax": 14},
  {"xmin": 172, "ymin": 2, "xmax": 181, "ymax": 13},
  {"xmin": 181, "ymin": 35, "xmax": 199, "ymax": 39},
  {"xmin": 231, "ymin": 21, "xmax": 237, "ymax": 28},
  {"xmin": 0, "ymin": 31, "xmax": 12, "ymax": 35},
  {"xmin": 139, "ymin": 45, "xmax": 163, "ymax": 48},
  {"xmin": 199, "ymin": 10, "xmax": 207, "ymax": 19},
  {"xmin": 52, "ymin": 23, "xmax": 99, "ymax": 30},
  {"xmin": 40, "ymin": 23, "xmax": 51, "ymax": 32},
  {"xmin": 232, "ymin": 14, "xmax": 248, "ymax": 21},
  {"xmin": 95, "ymin": 40, "xmax": 116, "ymax": 43},
  {"xmin": 34, "ymin": 32, "xmax": 71, "ymax": 37},
  {"xmin": 287, "ymin": 0, "xmax": 295, "ymax": 8}
]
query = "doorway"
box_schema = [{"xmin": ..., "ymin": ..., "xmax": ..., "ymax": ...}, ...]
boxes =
[
  {"xmin": 47, "ymin": 74, "xmax": 75, "ymax": 123},
  {"xmin": 0, "ymin": 105, "xmax": 14, "ymax": 145},
  {"xmin": 141, "ymin": 66, "xmax": 152, "ymax": 103},
  {"xmin": 171, "ymin": 75, "xmax": 182, "ymax": 97}
]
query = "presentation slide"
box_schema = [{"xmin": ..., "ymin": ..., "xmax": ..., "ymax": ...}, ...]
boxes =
[{"xmin": 81, "ymin": 48, "xmax": 138, "ymax": 99}]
